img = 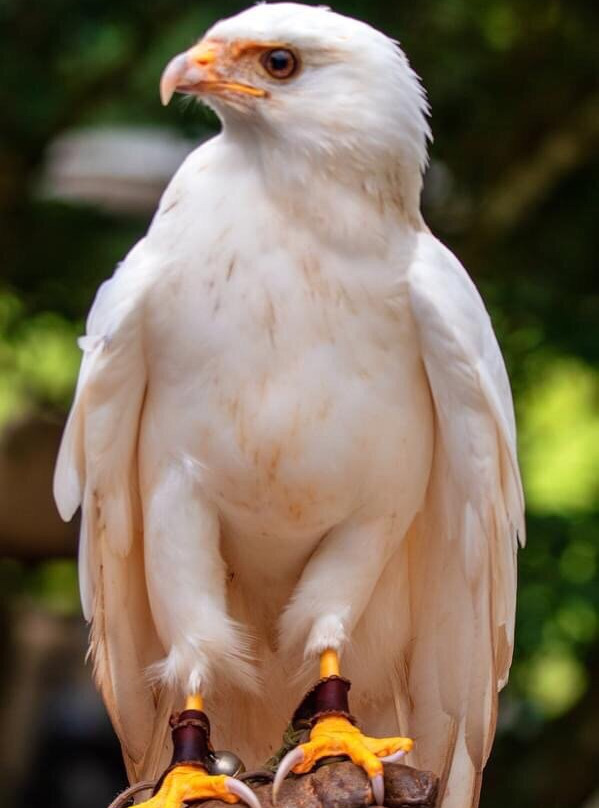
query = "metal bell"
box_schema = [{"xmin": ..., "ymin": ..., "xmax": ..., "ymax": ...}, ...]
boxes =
[{"xmin": 207, "ymin": 750, "xmax": 246, "ymax": 777}]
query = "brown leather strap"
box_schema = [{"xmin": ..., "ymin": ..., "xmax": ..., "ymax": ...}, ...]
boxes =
[
  {"xmin": 152, "ymin": 709, "xmax": 215, "ymax": 794},
  {"xmin": 292, "ymin": 675, "xmax": 356, "ymax": 728},
  {"xmin": 170, "ymin": 709, "xmax": 215, "ymax": 765}
]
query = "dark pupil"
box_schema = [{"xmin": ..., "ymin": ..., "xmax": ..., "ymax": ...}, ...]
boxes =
[{"xmin": 269, "ymin": 50, "xmax": 292, "ymax": 73}]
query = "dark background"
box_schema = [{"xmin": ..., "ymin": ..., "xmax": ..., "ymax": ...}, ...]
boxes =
[{"xmin": 0, "ymin": 0, "xmax": 597, "ymax": 806}]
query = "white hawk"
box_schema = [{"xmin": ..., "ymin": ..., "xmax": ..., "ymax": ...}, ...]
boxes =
[{"xmin": 54, "ymin": 4, "xmax": 524, "ymax": 808}]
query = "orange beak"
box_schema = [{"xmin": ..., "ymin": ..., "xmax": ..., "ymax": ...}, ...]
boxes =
[{"xmin": 160, "ymin": 41, "xmax": 267, "ymax": 106}]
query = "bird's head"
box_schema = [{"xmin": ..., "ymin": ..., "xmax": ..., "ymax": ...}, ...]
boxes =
[{"xmin": 161, "ymin": 3, "xmax": 431, "ymax": 213}]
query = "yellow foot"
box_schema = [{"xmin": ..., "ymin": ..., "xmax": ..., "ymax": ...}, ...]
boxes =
[
  {"xmin": 135, "ymin": 764, "xmax": 261, "ymax": 808},
  {"xmin": 272, "ymin": 716, "xmax": 413, "ymax": 805}
]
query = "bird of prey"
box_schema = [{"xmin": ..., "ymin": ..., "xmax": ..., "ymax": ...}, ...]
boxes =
[{"xmin": 54, "ymin": 4, "xmax": 524, "ymax": 808}]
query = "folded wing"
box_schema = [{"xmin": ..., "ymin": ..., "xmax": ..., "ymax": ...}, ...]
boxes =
[
  {"xmin": 402, "ymin": 232, "xmax": 524, "ymax": 807},
  {"xmin": 54, "ymin": 241, "xmax": 172, "ymax": 782}
]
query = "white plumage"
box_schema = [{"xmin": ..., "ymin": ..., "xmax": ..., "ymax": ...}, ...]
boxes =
[{"xmin": 54, "ymin": 4, "xmax": 524, "ymax": 806}]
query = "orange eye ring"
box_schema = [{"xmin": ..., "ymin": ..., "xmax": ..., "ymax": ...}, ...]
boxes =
[{"xmin": 261, "ymin": 48, "xmax": 299, "ymax": 80}]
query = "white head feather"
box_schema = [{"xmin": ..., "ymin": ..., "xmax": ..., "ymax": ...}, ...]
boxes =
[
  {"xmin": 164, "ymin": 4, "xmax": 431, "ymax": 218},
  {"xmin": 206, "ymin": 3, "xmax": 431, "ymax": 172}
]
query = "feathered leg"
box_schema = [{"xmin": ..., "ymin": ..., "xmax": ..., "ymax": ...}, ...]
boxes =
[
  {"xmin": 275, "ymin": 516, "xmax": 414, "ymax": 805},
  {"xmin": 130, "ymin": 462, "xmax": 260, "ymax": 808},
  {"xmin": 143, "ymin": 463, "xmax": 256, "ymax": 695}
]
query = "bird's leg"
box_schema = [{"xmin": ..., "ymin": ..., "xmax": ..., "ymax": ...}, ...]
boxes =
[
  {"xmin": 274, "ymin": 514, "xmax": 413, "ymax": 803},
  {"xmin": 125, "ymin": 464, "xmax": 261, "ymax": 808},
  {"xmin": 273, "ymin": 649, "xmax": 413, "ymax": 805},
  {"xmin": 133, "ymin": 691, "xmax": 261, "ymax": 808}
]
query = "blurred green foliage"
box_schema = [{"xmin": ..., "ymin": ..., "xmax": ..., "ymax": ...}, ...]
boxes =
[
  {"xmin": 0, "ymin": 292, "xmax": 81, "ymax": 423},
  {"xmin": 0, "ymin": 0, "xmax": 597, "ymax": 805}
]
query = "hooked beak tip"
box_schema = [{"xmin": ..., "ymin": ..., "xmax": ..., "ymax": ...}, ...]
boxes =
[
  {"xmin": 160, "ymin": 86, "xmax": 172, "ymax": 107},
  {"xmin": 160, "ymin": 87, "xmax": 173, "ymax": 107},
  {"xmin": 160, "ymin": 52, "xmax": 188, "ymax": 106}
]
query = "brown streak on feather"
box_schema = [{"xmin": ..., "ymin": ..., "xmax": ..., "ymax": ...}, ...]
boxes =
[
  {"xmin": 336, "ymin": 283, "xmax": 358, "ymax": 314},
  {"xmin": 288, "ymin": 502, "xmax": 303, "ymax": 521},
  {"xmin": 267, "ymin": 445, "xmax": 282, "ymax": 482},
  {"xmin": 263, "ymin": 293, "xmax": 277, "ymax": 348},
  {"xmin": 161, "ymin": 199, "xmax": 179, "ymax": 215},
  {"xmin": 301, "ymin": 254, "xmax": 330, "ymax": 300},
  {"xmin": 226, "ymin": 257, "xmax": 237, "ymax": 281}
]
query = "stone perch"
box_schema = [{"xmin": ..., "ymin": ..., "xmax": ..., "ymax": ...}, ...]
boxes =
[{"xmin": 109, "ymin": 761, "xmax": 438, "ymax": 808}]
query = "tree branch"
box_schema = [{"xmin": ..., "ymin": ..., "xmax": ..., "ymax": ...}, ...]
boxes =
[{"xmin": 478, "ymin": 91, "xmax": 599, "ymax": 236}]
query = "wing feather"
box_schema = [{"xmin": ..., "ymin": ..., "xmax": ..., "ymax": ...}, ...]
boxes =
[
  {"xmin": 403, "ymin": 233, "xmax": 523, "ymax": 807},
  {"xmin": 54, "ymin": 241, "xmax": 171, "ymax": 781}
]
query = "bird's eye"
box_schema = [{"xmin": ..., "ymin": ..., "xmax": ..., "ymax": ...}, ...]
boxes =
[{"xmin": 261, "ymin": 48, "xmax": 299, "ymax": 80}]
